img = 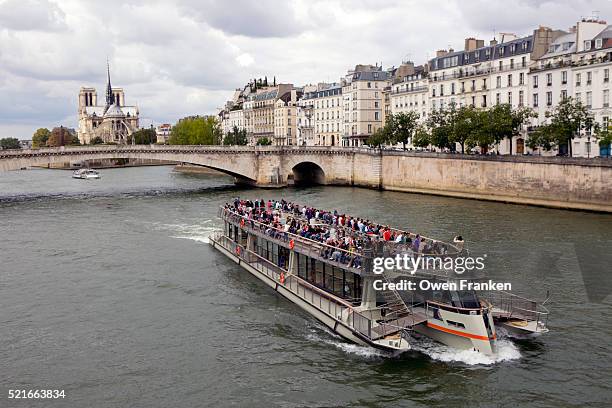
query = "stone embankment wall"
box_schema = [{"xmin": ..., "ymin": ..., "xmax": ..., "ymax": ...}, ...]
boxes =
[{"xmin": 374, "ymin": 152, "xmax": 612, "ymax": 212}]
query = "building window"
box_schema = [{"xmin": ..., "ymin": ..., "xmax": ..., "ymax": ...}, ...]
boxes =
[
  {"xmin": 367, "ymin": 82, "xmax": 372, "ymax": 88},
  {"xmin": 562, "ymin": 71, "xmax": 568, "ymax": 84},
  {"xmin": 605, "ymin": 69, "xmax": 610, "ymax": 83},
  {"xmin": 533, "ymin": 93, "xmax": 538, "ymax": 107},
  {"xmin": 576, "ymin": 73, "xmax": 581, "ymax": 86},
  {"xmin": 482, "ymin": 95, "xmax": 487, "ymax": 107},
  {"xmin": 586, "ymin": 91, "xmax": 592, "ymax": 108},
  {"xmin": 584, "ymin": 40, "xmax": 591, "ymax": 51},
  {"xmin": 596, "ymin": 38, "xmax": 603, "ymax": 49},
  {"xmin": 575, "ymin": 92, "xmax": 581, "ymax": 102},
  {"xmin": 374, "ymin": 112, "xmax": 380, "ymax": 120},
  {"xmin": 604, "ymin": 89, "xmax": 610, "ymax": 107},
  {"xmin": 561, "ymin": 90, "xmax": 567, "ymax": 100},
  {"xmin": 507, "ymin": 74, "xmax": 512, "ymax": 87},
  {"xmin": 508, "ymin": 92, "xmax": 512, "ymax": 105},
  {"xmin": 587, "ymin": 71, "xmax": 592, "ymax": 85},
  {"xmin": 546, "ymin": 91, "xmax": 552, "ymax": 106},
  {"xmin": 546, "ymin": 73, "xmax": 552, "ymax": 86},
  {"xmin": 519, "ymin": 73, "xmax": 525, "ymax": 85},
  {"xmin": 496, "ymin": 93, "xmax": 501, "ymax": 104},
  {"xmin": 522, "ymin": 56, "xmax": 527, "ymax": 67},
  {"xmin": 533, "ymin": 75, "xmax": 538, "ymax": 88},
  {"xmin": 496, "ymin": 76, "xmax": 501, "ymax": 88},
  {"xmin": 451, "ymin": 83, "xmax": 455, "ymax": 95},
  {"xmin": 368, "ymin": 124, "xmax": 372, "ymax": 133},
  {"xmin": 519, "ymin": 90, "xmax": 524, "ymax": 106}
]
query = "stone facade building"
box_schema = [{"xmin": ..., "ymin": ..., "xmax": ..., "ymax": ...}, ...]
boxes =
[
  {"xmin": 299, "ymin": 83, "xmax": 343, "ymax": 146},
  {"xmin": 77, "ymin": 64, "xmax": 139, "ymax": 144},
  {"xmin": 341, "ymin": 64, "xmax": 390, "ymax": 146}
]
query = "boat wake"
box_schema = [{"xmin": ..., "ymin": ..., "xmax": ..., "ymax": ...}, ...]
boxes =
[
  {"xmin": 154, "ymin": 220, "xmax": 220, "ymax": 244},
  {"xmin": 410, "ymin": 336, "xmax": 521, "ymax": 365},
  {"xmin": 305, "ymin": 325, "xmax": 389, "ymax": 358},
  {"xmin": 305, "ymin": 322, "xmax": 520, "ymax": 364}
]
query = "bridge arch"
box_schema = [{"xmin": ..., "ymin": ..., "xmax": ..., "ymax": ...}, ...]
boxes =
[{"xmin": 291, "ymin": 161, "xmax": 326, "ymax": 185}]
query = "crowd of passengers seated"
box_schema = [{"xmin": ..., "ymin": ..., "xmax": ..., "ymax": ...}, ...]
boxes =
[{"xmin": 225, "ymin": 199, "xmax": 448, "ymax": 256}]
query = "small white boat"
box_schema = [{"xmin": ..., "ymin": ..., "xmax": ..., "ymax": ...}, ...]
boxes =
[{"xmin": 72, "ymin": 168, "xmax": 100, "ymax": 179}]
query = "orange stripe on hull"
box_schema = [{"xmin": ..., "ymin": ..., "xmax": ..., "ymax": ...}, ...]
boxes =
[{"xmin": 427, "ymin": 322, "xmax": 496, "ymax": 341}]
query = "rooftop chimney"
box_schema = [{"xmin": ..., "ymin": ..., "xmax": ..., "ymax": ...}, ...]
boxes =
[
  {"xmin": 436, "ymin": 49, "xmax": 449, "ymax": 57},
  {"xmin": 464, "ymin": 38, "xmax": 485, "ymax": 51}
]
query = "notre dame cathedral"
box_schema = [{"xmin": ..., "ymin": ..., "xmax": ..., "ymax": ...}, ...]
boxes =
[{"xmin": 77, "ymin": 63, "xmax": 139, "ymax": 144}]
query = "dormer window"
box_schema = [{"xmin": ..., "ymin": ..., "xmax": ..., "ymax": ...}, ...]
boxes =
[
  {"xmin": 584, "ymin": 40, "xmax": 592, "ymax": 51},
  {"xmin": 596, "ymin": 38, "xmax": 603, "ymax": 49}
]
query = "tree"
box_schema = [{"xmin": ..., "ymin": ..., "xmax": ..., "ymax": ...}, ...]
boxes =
[
  {"xmin": 168, "ymin": 116, "xmax": 222, "ymax": 145},
  {"xmin": 526, "ymin": 124, "xmax": 555, "ymax": 153},
  {"xmin": 90, "ymin": 136, "xmax": 104, "ymax": 145},
  {"xmin": 508, "ymin": 105, "xmax": 536, "ymax": 154},
  {"xmin": 544, "ymin": 97, "xmax": 591, "ymax": 156},
  {"xmin": 451, "ymin": 105, "xmax": 479, "ymax": 154},
  {"xmin": 596, "ymin": 125, "xmax": 612, "ymax": 147},
  {"xmin": 47, "ymin": 126, "xmax": 73, "ymax": 147},
  {"xmin": 32, "ymin": 128, "xmax": 50, "ymax": 148},
  {"xmin": 366, "ymin": 126, "xmax": 391, "ymax": 147},
  {"xmin": 131, "ymin": 128, "xmax": 157, "ymax": 144},
  {"xmin": 256, "ymin": 137, "xmax": 272, "ymax": 146},
  {"xmin": 388, "ymin": 111, "xmax": 420, "ymax": 150},
  {"xmin": 223, "ymin": 126, "xmax": 247, "ymax": 146},
  {"xmin": 69, "ymin": 135, "xmax": 81, "ymax": 145},
  {"xmin": 465, "ymin": 108, "xmax": 495, "ymax": 153},
  {"xmin": 426, "ymin": 105, "xmax": 455, "ymax": 151},
  {"xmin": 0, "ymin": 137, "xmax": 21, "ymax": 149},
  {"xmin": 412, "ymin": 125, "xmax": 431, "ymax": 148}
]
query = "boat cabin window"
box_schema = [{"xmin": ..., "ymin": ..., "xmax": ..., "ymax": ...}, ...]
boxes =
[
  {"xmin": 254, "ymin": 236, "xmax": 290, "ymax": 269},
  {"xmin": 455, "ymin": 290, "xmax": 480, "ymax": 309},
  {"xmin": 295, "ymin": 252, "xmax": 362, "ymax": 303}
]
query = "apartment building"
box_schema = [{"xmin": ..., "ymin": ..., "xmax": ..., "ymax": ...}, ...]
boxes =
[
  {"xmin": 342, "ymin": 64, "xmax": 390, "ymax": 146},
  {"xmin": 428, "ymin": 27, "xmax": 554, "ymax": 153},
  {"xmin": 274, "ymin": 89, "xmax": 301, "ymax": 146},
  {"xmin": 298, "ymin": 83, "xmax": 343, "ymax": 146},
  {"xmin": 389, "ymin": 62, "xmax": 429, "ymax": 121},
  {"xmin": 243, "ymin": 83, "xmax": 295, "ymax": 145},
  {"xmin": 296, "ymin": 84, "xmax": 315, "ymax": 146},
  {"xmin": 530, "ymin": 18, "xmax": 610, "ymax": 156}
]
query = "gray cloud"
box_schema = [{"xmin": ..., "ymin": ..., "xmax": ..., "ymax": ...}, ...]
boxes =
[
  {"xmin": 0, "ymin": 0, "xmax": 67, "ymax": 31},
  {"xmin": 178, "ymin": 0, "xmax": 306, "ymax": 38},
  {"xmin": 2, "ymin": 0, "xmax": 612, "ymax": 139}
]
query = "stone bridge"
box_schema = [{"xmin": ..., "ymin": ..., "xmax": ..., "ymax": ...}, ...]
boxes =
[
  {"xmin": 0, "ymin": 145, "xmax": 381, "ymax": 188},
  {"xmin": 1, "ymin": 145, "xmax": 612, "ymax": 212}
]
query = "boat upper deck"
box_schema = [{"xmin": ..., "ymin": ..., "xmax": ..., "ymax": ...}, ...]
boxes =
[{"xmin": 221, "ymin": 198, "xmax": 463, "ymax": 261}]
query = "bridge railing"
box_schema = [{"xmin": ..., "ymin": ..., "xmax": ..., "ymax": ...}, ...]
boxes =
[{"xmin": 3, "ymin": 145, "xmax": 612, "ymax": 167}]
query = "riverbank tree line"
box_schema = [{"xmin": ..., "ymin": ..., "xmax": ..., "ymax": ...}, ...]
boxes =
[{"xmin": 368, "ymin": 98, "xmax": 611, "ymax": 156}]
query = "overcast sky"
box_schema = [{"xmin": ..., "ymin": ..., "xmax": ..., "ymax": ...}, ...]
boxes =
[{"xmin": 1, "ymin": 0, "xmax": 612, "ymax": 139}]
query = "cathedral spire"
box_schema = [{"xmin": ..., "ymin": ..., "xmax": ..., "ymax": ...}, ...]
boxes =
[{"xmin": 105, "ymin": 59, "xmax": 115, "ymax": 109}]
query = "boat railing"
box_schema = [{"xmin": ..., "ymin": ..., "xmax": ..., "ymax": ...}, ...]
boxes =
[
  {"xmin": 211, "ymin": 230, "xmax": 388, "ymax": 342},
  {"xmin": 220, "ymin": 208, "xmax": 363, "ymax": 272},
  {"xmin": 280, "ymin": 210, "xmax": 462, "ymax": 257},
  {"xmin": 481, "ymin": 291, "xmax": 549, "ymax": 331}
]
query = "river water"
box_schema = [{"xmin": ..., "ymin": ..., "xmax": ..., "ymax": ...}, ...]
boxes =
[{"xmin": 1, "ymin": 166, "xmax": 611, "ymax": 408}]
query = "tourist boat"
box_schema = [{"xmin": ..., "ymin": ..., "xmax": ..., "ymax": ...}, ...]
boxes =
[
  {"xmin": 72, "ymin": 168, "xmax": 100, "ymax": 179},
  {"xmin": 209, "ymin": 199, "xmax": 549, "ymax": 355}
]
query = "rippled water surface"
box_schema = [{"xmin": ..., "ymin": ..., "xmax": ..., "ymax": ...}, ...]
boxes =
[{"xmin": 1, "ymin": 166, "xmax": 611, "ymax": 407}]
